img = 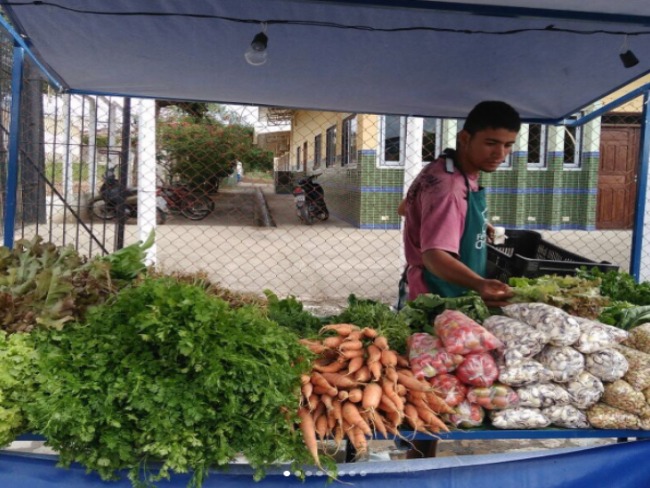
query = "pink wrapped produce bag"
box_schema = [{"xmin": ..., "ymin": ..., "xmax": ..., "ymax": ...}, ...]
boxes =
[
  {"xmin": 429, "ymin": 373, "xmax": 468, "ymax": 407},
  {"xmin": 455, "ymin": 352, "xmax": 499, "ymax": 387},
  {"xmin": 434, "ymin": 310, "xmax": 503, "ymax": 355},
  {"xmin": 407, "ymin": 333, "xmax": 465, "ymax": 379}
]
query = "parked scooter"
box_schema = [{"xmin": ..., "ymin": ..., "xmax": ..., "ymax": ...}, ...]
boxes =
[
  {"xmin": 292, "ymin": 173, "xmax": 329, "ymax": 225},
  {"xmin": 89, "ymin": 167, "xmax": 167, "ymax": 224}
]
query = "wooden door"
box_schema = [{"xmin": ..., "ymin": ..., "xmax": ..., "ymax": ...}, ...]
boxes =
[{"xmin": 597, "ymin": 125, "xmax": 640, "ymax": 229}]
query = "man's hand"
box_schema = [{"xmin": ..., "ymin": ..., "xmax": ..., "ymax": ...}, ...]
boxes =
[{"xmin": 477, "ymin": 279, "xmax": 513, "ymax": 307}]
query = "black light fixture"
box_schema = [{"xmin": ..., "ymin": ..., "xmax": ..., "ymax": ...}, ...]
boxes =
[
  {"xmin": 245, "ymin": 25, "xmax": 268, "ymax": 66},
  {"xmin": 620, "ymin": 35, "xmax": 639, "ymax": 69}
]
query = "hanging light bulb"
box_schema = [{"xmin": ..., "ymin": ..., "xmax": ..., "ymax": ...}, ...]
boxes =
[
  {"xmin": 620, "ymin": 35, "xmax": 639, "ymax": 69},
  {"xmin": 245, "ymin": 24, "xmax": 268, "ymax": 66}
]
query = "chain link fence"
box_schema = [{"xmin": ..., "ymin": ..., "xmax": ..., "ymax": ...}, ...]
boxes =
[{"xmin": 0, "ymin": 29, "xmax": 645, "ymax": 307}]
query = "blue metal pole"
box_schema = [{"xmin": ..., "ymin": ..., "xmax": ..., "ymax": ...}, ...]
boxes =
[
  {"xmin": 3, "ymin": 45, "xmax": 25, "ymax": 249},
  {"xmin": 630, "ymin": 90, "xmax": 650, "ymax": 280}
]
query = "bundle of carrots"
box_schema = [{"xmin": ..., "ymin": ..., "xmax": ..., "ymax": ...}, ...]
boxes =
[{"xmin": 298, "ymin": 323, "xmax": 452, "ymax": 467}]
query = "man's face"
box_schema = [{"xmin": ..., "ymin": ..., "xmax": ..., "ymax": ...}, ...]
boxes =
[{"xmin": 459, "ymin": 128, "xmax": 519, "ymax": 174}]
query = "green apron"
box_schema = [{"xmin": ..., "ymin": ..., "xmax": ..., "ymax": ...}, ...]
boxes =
[{"xmin": 422, "ymin": 159, "xmax": 488, "ymax": 298}]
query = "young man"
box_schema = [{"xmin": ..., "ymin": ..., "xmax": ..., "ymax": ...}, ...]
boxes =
[{"xmin": 400, "ymin": 101, "xmax": 521, "ymax": 307}]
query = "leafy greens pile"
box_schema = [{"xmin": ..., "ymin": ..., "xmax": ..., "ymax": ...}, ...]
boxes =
[
  {"xmin": 25, "ymin": 277, "xmax": 313, "ymax": 487},
  {"xmin": 0, "ymin": 234, "xmax": 153, "ymax": 332},
  {"xmin": 508, "ymin": 274, "xmax": 610, "ymax": 319}
]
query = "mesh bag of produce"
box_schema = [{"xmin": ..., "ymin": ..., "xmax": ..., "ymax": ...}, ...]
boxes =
[
  {"xmin": 482, "ymin": 316, "xmax": 547, "ymax": 360},
  {"xmin": 625, "ymin": 323, "xmax": 650, "ymax": 354},
  {"xmin": 585, "ymin": 348, "xmax": 629, "ymax": 382},
  {"xmin": 445, "ymin": 400, "xmax": 485, "ymax": 428},
  {"xmin": 407, "ymin": 333, "xmax": 465, "ymax": 378},
  {"xmin": 573, "ymin": 317, "xmax": 629, "ymax": 354},
  {"xmin": 542, "ymin": 405, "xmax": 590, "ymax": 429},
  {"xmin": 516, "ymin": 383, "xmax": 572, "ymax": 408},
  {"xmin": 429, "ymin": 373, "xmax": 468, "ymax": 407},
  {"xmin": 455, "ymin": 352, "xmax": 499, "ymax": 387},
  {"xmin": 466, "ymin": 383, "xmax": 519, "ymax": 410},
  {"xmin": 601, "ymin": 379, "xmax": 648, "ymax": 414},
  {"xmin": 503, "ymin": 303, "xmax": 583, "ymax": 346},
  {"xmin": 490, "ymin": 407, "xmax": 551, "ymax": 429},
  {"xmin": 536, "ymin": 345, "xmax": 585, "ymax": 383},
  {"xmin": 587, "ymin": 403, "xmax": 640, "ymax": 430},
  {"xmin": 433, "ymin": 310, "xmax": 503, "ymax": 355},
  {"xmin": 566, "ymin": 371, "xmax": 604, "ymax": 409},
  {"xmin": 615, "ymin": 344, "xmax": 650, "ymax": 391},
  {"xmin": 498, "ymin": 360, "xmax": 554, "ymax": 387}
]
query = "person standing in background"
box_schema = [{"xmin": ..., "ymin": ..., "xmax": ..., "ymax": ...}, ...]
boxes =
[{"xmin": 398, "ymin": 101, "xmax": 521, "ymax": 308}]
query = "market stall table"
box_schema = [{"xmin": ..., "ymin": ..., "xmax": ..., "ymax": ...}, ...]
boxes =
[{"xmin": 4, "ymin": 430, "xmax": 649, "ymax": 487}]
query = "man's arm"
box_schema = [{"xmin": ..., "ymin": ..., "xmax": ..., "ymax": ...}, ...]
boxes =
[{"xmin": 422, "ymin": 249, "xmax": 512, "ymax": 306}]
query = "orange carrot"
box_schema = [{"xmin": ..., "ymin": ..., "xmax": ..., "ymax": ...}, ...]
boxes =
[
  {"xmin": 381, "ymin": 377, "xmax": 405, "ymax": 411},
  {"xmin": 369, "ymin": 410, "xmax": 389, "ymax": 439},
  {"xmin": 298, "ymin": 407, "xmax": 320, "ymax": 467},
  {"xmin": 331, "ymin": 399, "xmax": 343, "ymax": 428},
  {"xmin": 301, "ymin": 381, "xmax": 313, "ymax": 403},
  {"xmin": 322, "ymin": 336, "xmax": 345, "ymax": 349},
  {"xmin": 321, "ymin": 372, "xmax": 359, "ymax": 390},
  {"xmin": 369, "ymin": 360, "xmax": 382, "ymax": 381},
  {"xmin": 310, "ymin": 372, "xmax": 337, "ymax": 393},
  {"xmin": 307, "ymin": 393, "xmax": 320, "ymax": 411},
  {"xmin": 342, "ymin": 401, "xmax": 373, "ymax": 436},
  {"xmin": 396, "ymin": 354, "xmax": 410, "ymax": 368},
  {"xmin": 319, "ymin": 323, "xmax": 360, "ymax": 336},
  {"xmin": 339, "ymin": 339, "xmax": 364, "ymax": 352},
  {"xmin": 384, "ymin": 365, "xmax": 399, "ymax": 384},
  {"xmin": 339, "ymin": 348, "xmax": 365, "ymax": 360},
  {"xmin": 362, "ymin": 382, "xmax": 383, "ymax": 412},
  {"xmin": 395, "ymin": 383, "xmax": 407, "ymax": 397},
  {"xmin": 380, "ymin": 349, "xmax": 398, "ymax": 368},
  {"xmin": 354, "ymin": 365, "xmax": 371, "ymax": 383},
  {"xmin": 347, "ymin": 426, "xmax": 369, "ymax": 459},
  {"xmin": 366, "ymin": 344, "xmax": 382, "ymax": 363},
  {"xmin": 347, "ymin": 388, "xmax": 364, "ymax": 403},
  {"xmin": 378, "ymin": 395, "xmax": 401, "ymax": 418},
  {"xmin": 425, "ymin": 391, "xmax": 455, "ymax": 414},
  {"xmin": 299, "ymin": 339, "xmax": 327, "ymax": 354},
  {"xmin": 312, "ymin": 358, "xmax": 347, "ymax": 374},
  {"xmin": 397, "ymin": 370, "xmax": 433, "ymax": 392},
  {"xmin": 403, "ymin": 403, "xmax": 429, "ymax": 433},
  {"xmin": 373, "ymin": 336, "xmax": 389, "ymax": 351},
  {"xmin": 315, "ymin": 413, "xmax": 329, "ymax": 440},
  {"xmin": 337, "ymin": 390, "xmax": 349, "ymax": 401},
  {"xmin": 361, "ymin": 327, "xmax": 378, "ymax": 339},
  {"xmin": 346, "ymin": 355, "xmax": 365, "ymax": 376},
  {"xmin": 313, "ymin": 384, "xmax": 338, "ymax": 397}
]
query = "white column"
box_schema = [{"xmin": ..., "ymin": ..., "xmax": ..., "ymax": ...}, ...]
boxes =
[
  {"xmin": 137, "ymin": 98, "xmax": 158, "ymax": 265},
  {"xmin": 62, "ymin": 94, "xmax": 74, "ymax": 199}
]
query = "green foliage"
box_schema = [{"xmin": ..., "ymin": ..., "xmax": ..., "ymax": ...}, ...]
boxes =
[
  {"xmin": 578, "ymin": 267, "xmax": 650, "ymax": 306},
  {"xmin": 0, "ymin": 331, "xmax": 38, "ymax": 447},
  {"xmin": 508, "ymin": 274, "xmax": 609, "ymax": 319},
  {"xmin": 0, "ymin": 235, "xmax": 152, "ymax": 333},
  {"xmin": 329, "ymin": 294, "xmax": 412, "ymax": 353},
  {"xmin": 25, "ymin": 277, "xmax": 312, "ymax": 488},
  {"xmin": 264, "ymin": 290, "xmax": 323, "ymax": 338},
  {"xmin": 158, "ymin": 119, "xmax": 261, "ymax": 191},
  {"xmin": 399, "ymin": 293, "xmax": 490, "ymax": 335}
]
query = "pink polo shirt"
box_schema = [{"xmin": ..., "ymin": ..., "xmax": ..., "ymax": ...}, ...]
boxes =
[{"xmin": 403, "ymin": 157, "xmax": 479, "ymax": 300}]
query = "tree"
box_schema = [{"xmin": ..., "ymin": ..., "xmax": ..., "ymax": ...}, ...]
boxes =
[{"xmin": 158, "ymin": 118, "xmax": 258, "ymax": 193}]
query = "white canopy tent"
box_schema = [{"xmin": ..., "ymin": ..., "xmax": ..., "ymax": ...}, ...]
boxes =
[{"xmin": 2, "ymin": 0, "xmax": 650, "ymax": 122}]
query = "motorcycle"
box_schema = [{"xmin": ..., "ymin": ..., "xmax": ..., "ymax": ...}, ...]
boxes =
[
  {"xmin": 292, "ymin": 173, "xmax": 329, "ymax": 225},
  {"xmin": 89, "ymin": 167, "xmax": 167, "ymax": 224}
]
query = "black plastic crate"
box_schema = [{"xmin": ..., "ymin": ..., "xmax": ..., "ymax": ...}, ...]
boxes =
[{"xmin": 486, "ymin": 229, "xmax": 619, "ymax": 282}]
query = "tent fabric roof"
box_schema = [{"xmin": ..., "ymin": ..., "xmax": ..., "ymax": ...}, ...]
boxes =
[{"xmin": 3, "ymin": 0, "xmax": 650, "ymax": 121}]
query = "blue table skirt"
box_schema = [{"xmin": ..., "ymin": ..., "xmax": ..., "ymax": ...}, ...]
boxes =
[{"xmin": 3, "ymin": 431, "xmax": 649, "ymax": 487}]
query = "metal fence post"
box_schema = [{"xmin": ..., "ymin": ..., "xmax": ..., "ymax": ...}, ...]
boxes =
[
  {"xmin": 2, "ymin": 44, "xmax": 24, "ymax": 248},
  {"xmin": 631, "ymin": 90, "xmax": 650, "ymax": 281}
]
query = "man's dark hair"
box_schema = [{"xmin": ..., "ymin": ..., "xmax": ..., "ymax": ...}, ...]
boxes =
[{"xmin": 462, "ymin": 101, "xmax": 521, "ymax": 135}]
